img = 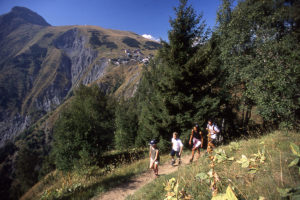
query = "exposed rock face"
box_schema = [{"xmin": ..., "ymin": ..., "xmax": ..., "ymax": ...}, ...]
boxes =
[
  {"xmin": 82, "ymin": 58, "xmax": 109, "ymax": 85},
  {"xmin": 54, "ymin": 28, "xmax": 99, "ymax": 85},
  {"xmin": 0, "ymin": 27, "xmax": 106, "ymax": 146},
  {"xmin": 0, "ymin": 114, "xmax": 31, "ymax": 145},
  {"xmin": 35, "ymin": 54, "xmax": 72, "ymax": 112}
]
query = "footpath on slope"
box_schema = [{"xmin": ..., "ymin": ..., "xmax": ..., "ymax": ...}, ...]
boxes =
[{"xmin": 92, "ymin": 154, "xmax": 192, "ymax": 200}]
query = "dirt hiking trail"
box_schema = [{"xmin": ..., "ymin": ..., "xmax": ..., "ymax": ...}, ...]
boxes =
[{"xmin": 92, "ymin": 154, "xmax": 193, "ymax": 200}]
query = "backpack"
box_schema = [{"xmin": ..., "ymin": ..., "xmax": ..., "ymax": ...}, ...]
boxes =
[
  {"xmin": 213, "ymin": 123, "xmax": 223, "ymax": 144},
  {"xmin": 207, "ymin": 123, "xmax": 220, "ymax": 134},
  {"xmin": 212, "ymin": 124, "xmax": 220, "ymax": 133}
]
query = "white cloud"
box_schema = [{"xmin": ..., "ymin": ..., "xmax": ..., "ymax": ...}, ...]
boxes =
[{"xmin": 142, "ymin": 34, "xmax": 160, "ymax": 42}]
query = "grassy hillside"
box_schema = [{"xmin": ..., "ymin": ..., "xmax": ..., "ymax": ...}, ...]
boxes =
[
  {"xmin": 20, "ymin": 150, "xmax": 172, "ymax": 200},
  {"xmin": 128, "ymin": 131, "xmax": 300, "ymax": 200},
  {"xmin": 20, "ymin": 130, "xmax": 300, "ymax": 200}
]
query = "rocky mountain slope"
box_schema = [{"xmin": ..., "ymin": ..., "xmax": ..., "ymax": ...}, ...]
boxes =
[{"xmin": 0, "ymin": 6, "xmax": 161, "ymax": 146}]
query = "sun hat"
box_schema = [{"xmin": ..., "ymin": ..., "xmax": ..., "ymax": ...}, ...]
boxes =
[{"xmin": 149, "ymin": 139, "xmax": 157, "ymax": 145}]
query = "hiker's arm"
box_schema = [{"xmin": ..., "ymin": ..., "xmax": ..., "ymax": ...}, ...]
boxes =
[
  {"xmin": 200, "ymin": 131, "xmax": 203, "ymax": 147},
  {"xmin": 215, "ymin": 126, "xmax": 220, "ymax": 134},
  {"xmin": 179, "ymin": 145, "xmax": 183, "ymax": 156},
  {"xmin": 155, "ymin": 150, "xmax": 159, "ymax": 161},
  {"xmin": 212, "ymin": 128, "xmax": 216, "ymax": 134},
  {"xmin": 189, "ymin": 130, "xmax": 193, "ymax": 145}
]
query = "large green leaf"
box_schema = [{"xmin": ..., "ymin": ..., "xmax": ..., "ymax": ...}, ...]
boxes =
[
  {"xmin": 242, "ymin": 160, "xmax": 250, "ymax": 168},
  {"xmin": 290, "ymin": 143, "xmax": 300, "ymax": 157},
  {"xmin": 211, "ymin": 193, "xmax": 227, "ymax": 200},
  {"xmin": 228, "ymin": 157, "xmax": 235, "ymax": 161},
  {"xmin": 237, "ymin": 155, "xmax": 250, "ymax": 168},
  {"xmin": 288, "ymin": 158, "xmax": 299, "ymax": 167},
  {"xmin": 211, "ymin": 186, "xmax": 238, "ymax": 200},
  {"xmin": 248, "ymin": 168, "xmax": 258, "ymax": 174},
  {"xmin": 226, "ymin": 185, "xmax": 238, "ymax": 200}
]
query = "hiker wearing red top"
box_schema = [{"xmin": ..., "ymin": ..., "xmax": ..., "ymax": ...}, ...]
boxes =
[{"xmin": 189, "ymin": 124, "xmax": 203, "ymax": 163}]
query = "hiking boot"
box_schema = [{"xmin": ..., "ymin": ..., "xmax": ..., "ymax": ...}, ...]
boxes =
[
  {"xmin": 189, "ymin": 158, "xmax": 193, "ymax": 163},
  {"xmin": 171, "ymin": 160, "xmax": 175, "ymax": 166},
  {"xmin": 178, "ymin": 160, "xmax": 182, "ymax": 165}
]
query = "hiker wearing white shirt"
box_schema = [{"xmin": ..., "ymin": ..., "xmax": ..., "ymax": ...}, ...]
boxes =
[
  {"xmin": 170, "ymin": 132, "xmax": 183, "ymax": 166},
  {"xmin": 206, "ymin": 119, "xmax": 220, "ymax": 150}
]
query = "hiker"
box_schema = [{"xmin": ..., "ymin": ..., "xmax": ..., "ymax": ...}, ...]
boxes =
[
  {"xmin": 206, "ymin": 119, "xmax": 220, "ymax": 150},
  {"xmin": 189, "ymin": 124, "xmax": 203, "ymax": 163},
  {"xmin": 149, "ymin": 139, "xmax": 160, "ymax": 176},
  {"xmin": 171, "ymin": 132, "xmax": 183, "ymax": 166}
]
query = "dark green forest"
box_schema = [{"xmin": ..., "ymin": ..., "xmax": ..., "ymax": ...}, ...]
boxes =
[{"xmin": 0, "ymin": 0, "xmax": 299, "ymax": 199}]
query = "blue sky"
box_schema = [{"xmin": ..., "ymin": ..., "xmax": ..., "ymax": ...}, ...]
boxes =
[{"xmin": 0, "ymin": 0, "xmax": 222, "ymax": 41}]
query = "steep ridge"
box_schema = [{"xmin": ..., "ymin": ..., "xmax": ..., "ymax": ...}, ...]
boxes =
[{"xmin": 0, "ymin": 7, "xmax": 161, "ymax": 146}]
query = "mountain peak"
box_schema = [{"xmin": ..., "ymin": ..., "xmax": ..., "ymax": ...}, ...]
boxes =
[{"xmin": 0, "ymin": 6, "xmax": 51, "ymax": 27}]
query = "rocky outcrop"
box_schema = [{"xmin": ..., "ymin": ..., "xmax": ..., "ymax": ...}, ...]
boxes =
[
  {"xmin": 0, "ymin": 114, "xmax": 31, "ymax": 145},
  {"xmin": 54, "ymin": 28, "xmax": 99, "ymax": 86},
  {"xmin": 82, "ymin": 58, "xmax": 109, "ymax": 85},
  {"xmin": 34, "ymin": 54, "xmax": 72, "ymax": 112}
]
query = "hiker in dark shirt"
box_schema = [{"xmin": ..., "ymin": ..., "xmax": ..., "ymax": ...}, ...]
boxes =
[{"xmin": 189, "ymin": 124, "xmax": 203, "ymax": 163}]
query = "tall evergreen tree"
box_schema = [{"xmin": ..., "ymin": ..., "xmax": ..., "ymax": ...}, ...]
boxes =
[
  {"xmin": 114, "ymin": 98, "xmax": 138, "ymax": 150},
  {"xmin": 136, "ymin": 0, "xmax": 222, "ymax": 147},
  {"xmin": 53, "ymin": 84, "xmax": 115, "ymax": 171}
]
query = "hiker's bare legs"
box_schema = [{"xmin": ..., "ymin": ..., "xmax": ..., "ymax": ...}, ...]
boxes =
[
  {"xmin": 196, "ymin": 148, "xmax": 200, "ymax": 159},
  {"xmin": 154, "ymin": 163, "xmax": 158, "ymax": 176},
  {"xmin": 190, "ymin": 147, "xmax": 199, "ymax": 162}
]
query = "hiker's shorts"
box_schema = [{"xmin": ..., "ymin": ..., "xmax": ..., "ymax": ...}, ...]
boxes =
[
  {"xmin": 170, "ymin": 150, "xmax": 181, "ymax": 158},
  {"xmin": 149, "ymin": 158, "xmax": 159, "ymax": 168},
  {"xmin": 193, "ymin": 138, "xmax": 201, "ymax": 148},
  {"xmin": 211, "ymin": 134, "xmax": 217, "ymax": 140}
]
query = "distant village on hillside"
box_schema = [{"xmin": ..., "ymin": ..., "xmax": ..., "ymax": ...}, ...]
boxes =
[{"xmin": 109, "ymin": 49, "xmax": 153, "ymax": 65}]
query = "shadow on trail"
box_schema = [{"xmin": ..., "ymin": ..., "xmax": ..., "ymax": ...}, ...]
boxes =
[{"xmin": 60, "ymin": 172, "xmax": 139, "ymax": 200}]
